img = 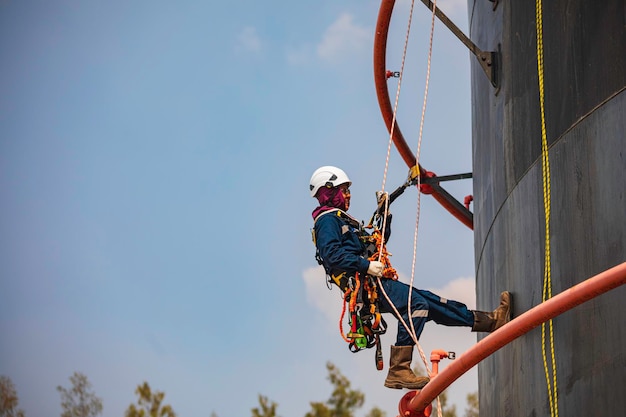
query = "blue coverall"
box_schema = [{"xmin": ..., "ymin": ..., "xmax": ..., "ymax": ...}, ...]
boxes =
[{"xmin": 313, "ymin": 209, "xmax": 474, "ymax": 346}]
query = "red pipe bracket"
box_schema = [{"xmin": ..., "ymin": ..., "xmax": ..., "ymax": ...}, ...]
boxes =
[{"xmin": 398, "ymin": 390, "xmax": 432, "ymax": 417}]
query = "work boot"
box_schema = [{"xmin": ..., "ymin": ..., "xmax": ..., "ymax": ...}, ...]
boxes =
[
  {"xmin": 472, "ymin": 291, "xmax": 512, "ymax": 332},
  {"xmin": 384, "ymin": 345, "xmax": 430, "ymax": 389}
]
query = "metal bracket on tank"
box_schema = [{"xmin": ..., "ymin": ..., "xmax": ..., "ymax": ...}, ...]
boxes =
[{"xmin": 419, "ymin": 0, "xmax": 500, "ymax": 89}]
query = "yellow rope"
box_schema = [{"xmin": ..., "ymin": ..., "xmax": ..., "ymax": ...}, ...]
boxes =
[{"xmin": 535, "ymin": 1, "xmax": 559, "ymax": 415}]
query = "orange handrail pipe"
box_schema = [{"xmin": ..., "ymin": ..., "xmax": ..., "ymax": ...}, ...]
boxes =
[{"xmin": 400, "ymin": 262, "xmax": 626, "ymax": 416}]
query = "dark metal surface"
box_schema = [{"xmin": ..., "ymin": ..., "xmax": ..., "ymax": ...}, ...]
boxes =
[{"xmin": 469, "ymin": 0, "xmax": 626, "ymax": 415}]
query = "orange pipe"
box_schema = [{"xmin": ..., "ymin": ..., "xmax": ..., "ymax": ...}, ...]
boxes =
[
  {"xmin": 373, "ymin": 0, "xmax": 473, "ymax": 230},
  {"xmin": 401, "ymin": 262, "xmax": 626, "ymax": 415}
]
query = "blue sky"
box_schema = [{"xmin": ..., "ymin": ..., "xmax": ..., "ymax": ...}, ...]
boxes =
[{"xmin": 0, "ymin": 1, "xmax": 481, "ymax": 416}]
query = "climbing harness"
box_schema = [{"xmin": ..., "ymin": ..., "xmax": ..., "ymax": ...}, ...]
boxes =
[
  {"xmin": 313, "ymin": 218, "xmax": 397, "ymax": 370},
  {"xmin": 331, "ymin": 270, "xmax": 388, "ymax": 367},
  {"xmin": 312, "ymin": 209, "xmax": 394, "ymax": 370},
  {"xmin": 337, "ymin": 272, "xmax": 388, "ymax": 362},
  {"xmin": 311, "ymin": 196, "xmax": 414, "ymax": 370}
]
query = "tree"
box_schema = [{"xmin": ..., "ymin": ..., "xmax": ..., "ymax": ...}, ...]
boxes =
[
  {"xmin": 251, "ymin": 395, "xmax": 279, "ymax": 417},
  {"xmin": 463, "ymin": 392, "xmax": 478, "ymax": 417},
  {"xmin": 305, "ymin": 362, "xmax": 372, "ymax": 417},
  {"xmin": 125, "ymin": 382, "xmax": 176, "ymax": 417},
  {"xmin": 364, "ymin": 407, "xmax": 386, "ymax": 417},
  {"xmin": 432, "ymin": 391, "xmax": 457, "ymax": 417},
  {"xmin": 426, "ymin": 389, "xmax": 480, "ymax": 417},
  {"xmin": 57, "ymin": 372, "xmax": 103, "ymax": 417},
  {"xmin": 0, "ymin": 376, "xmax": 25, "ymax": 417}
]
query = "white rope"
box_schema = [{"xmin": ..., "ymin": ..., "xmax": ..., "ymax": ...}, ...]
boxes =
[
  {"xmin": 379, "ymin": 0, "xmax": 416, "ymax": 195},
  {"xmin": 408, "ymin": 0, "xmax": 438, "ymax": 375},
  {"xmin": 376, "ymin": 0, "xmax": 439, "ymax": 381}
]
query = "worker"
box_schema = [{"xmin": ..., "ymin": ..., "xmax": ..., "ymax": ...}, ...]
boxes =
[{"xmin": 310, "ymin": 166, "xmax": 511, "ymax": 389}]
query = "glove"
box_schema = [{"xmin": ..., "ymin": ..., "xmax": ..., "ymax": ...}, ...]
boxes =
[{"xmin": 367, "ymin": 261, "xmax": 384, "ymax": 277}]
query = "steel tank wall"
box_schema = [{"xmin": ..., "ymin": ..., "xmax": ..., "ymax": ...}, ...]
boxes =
[{"xmin": 468, "ymin": 1, "xmax": 626, "ymax": 416}]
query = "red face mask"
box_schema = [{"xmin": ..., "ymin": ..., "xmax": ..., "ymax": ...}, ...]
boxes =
[{"xmin": 316, "ymin": 186, "xmax": 347, "ymax": 210}]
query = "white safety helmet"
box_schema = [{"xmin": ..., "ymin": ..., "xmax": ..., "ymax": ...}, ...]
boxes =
[{"xmin": 309, "ymin": 166, "xmax": 351, "ymax": 198}]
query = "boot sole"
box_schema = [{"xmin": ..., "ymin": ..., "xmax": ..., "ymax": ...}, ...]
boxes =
[{"xmin": 384, "ymin": 381, "xmax": 429, "ymax": 390}]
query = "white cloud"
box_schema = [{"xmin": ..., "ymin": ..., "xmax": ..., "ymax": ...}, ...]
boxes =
[
  {"xmin": 286, "ymin": 45, "xmax": 312, "ymax": 66},
  {"xmin": 316, "ymin": 13, "xmax": 370, "ymax": 62},
  {"xmin": 302, "ymin": 266, "xmax": 344, "ymax": 324},
  {"xmin": 427, "ymin": 275, "xmax": 476, "ymax": 309},
  {"xmin": 237, "ymin": 26, "xmax": 262, "ymax": 53}
]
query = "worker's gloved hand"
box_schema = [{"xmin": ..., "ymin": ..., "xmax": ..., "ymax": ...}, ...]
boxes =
[{"xmin": 367, "ymin": 261, "xmax": 384, "ymax": 277}]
